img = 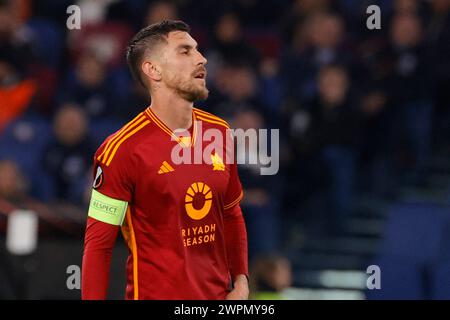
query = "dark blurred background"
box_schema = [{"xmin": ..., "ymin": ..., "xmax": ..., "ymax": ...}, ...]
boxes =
[{"xmin": 1, "ymin": 0, "xmax": 450, "ymax": 299}]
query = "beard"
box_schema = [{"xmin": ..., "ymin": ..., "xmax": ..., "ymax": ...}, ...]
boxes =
[
  {"xmin": 176, "ymin": 83, "xmax": 209, "ymax": 102},
  {"xmin": 166, "ymin": 73, "xmax": 209, "ymax": 102}
]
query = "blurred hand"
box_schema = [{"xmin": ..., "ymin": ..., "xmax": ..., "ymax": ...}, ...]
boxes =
[
  {"xmin": 362, "ymin": 92, "xmax": 386, "ymax": 115},
  {"xmin": 225, "ymin": 275, "xmax": 249, "ymax": 300}
]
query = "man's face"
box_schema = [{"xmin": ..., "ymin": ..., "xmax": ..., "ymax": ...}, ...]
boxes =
[
  {"xmin": 158, "ymin": 31, "xmax": 208, "ymax": 102},
  {"xmin": 318, "ymin": 67, "xmax": 349, "ymax": 106},
  {"xmin": 54, "ymin": 106, "xmax": 88, "ymax": 146}
]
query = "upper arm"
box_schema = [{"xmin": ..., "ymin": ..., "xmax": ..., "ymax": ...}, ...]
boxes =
[{"xmin": 87, "ymin": 143, "xmax": 135, "ymax": 226}]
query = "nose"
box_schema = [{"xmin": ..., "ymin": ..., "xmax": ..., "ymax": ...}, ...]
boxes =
[{"xmin": 197, "ymin": 51, "xmax": 207, "ymax": 66}]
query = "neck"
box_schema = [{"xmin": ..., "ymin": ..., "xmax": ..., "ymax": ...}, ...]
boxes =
[{"xmin": 149, "ymin": 90, "xmax": 193, "ymax": 130}]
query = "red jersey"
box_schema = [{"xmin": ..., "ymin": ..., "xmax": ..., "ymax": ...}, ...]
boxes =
[{"xmin": 83, "ymin": 107, "xmax": 248, "ymax": 300}]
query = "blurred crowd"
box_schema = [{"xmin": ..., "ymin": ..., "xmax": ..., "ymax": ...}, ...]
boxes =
[{"xmin": 0, "ymin": 0, "xmax": 450, "ymax": 262}]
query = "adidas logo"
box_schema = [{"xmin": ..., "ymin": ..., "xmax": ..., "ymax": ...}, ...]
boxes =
[{"xmin": 158, "ymin": 161, "xmax": 175, "ymax": 174}]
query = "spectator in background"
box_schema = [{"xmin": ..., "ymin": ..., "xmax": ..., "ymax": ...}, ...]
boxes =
[
  {"xmin": 207, "ymin": 62, "xmax": 271, "ymax": 125},
  {"xmin": 0, "ymin": 160, "xmax": 29, "ymax": 215},
  {"xmin": 0, "ymin": 159, "xmax": 83, "ymax": 299},
  {"xmin": 0, "ymin": 159, "xmax": 81, "ymax": 236},
  {"xmin": 0, "ymin": 54, "xmax": 36, "ymax": 133},
  {"xmin": 205, "ymin": 12, "xmax": 260, "ymax": 79},
  {"xmin": 259, "ymin": 57, "xmax": 283, "ymax": 120},
  {"xmin": 210, "ymin": 63, "xmax": 257, "ymax": 112},
  {"xmin": 42, "ymin": 104, "xmax": 95, "ymax": 205},
  {"xmin": 359, "ymin": 90, "xmax": 394, "ymax": 197},
  {"xmin": 144, "ymin": 0, "xmax": 178, "ymax": 26},
  {"xmin": 0, "ymin": 2, "xmax": 37, "ymax": 132},
  {"xmin": 280, "ymin": 0, "xmax": 334, "ymax": 45},
  {"xmin": 384, "ymin": 13, "xmax": 433, "ymax": 184},
  {"xmin": 281, "ymin": 12, "xmax": 352, "ymax": 105},
  {"xmin": 232, "ymin": 109, "xmax": 282, "ymax": 259},
  {"xmin": 250, "ymin": 255, "xmax": 292, "ymax": 300},
  {"xmin": 57, "ymin": 50, "xmax": 118, "ymax": 119},
  {"xmin": 0, "ymin": 159, "xmax": 33, "ymax": 299},
  {"xmin": 289, "ymin": 64, "xmax": 361, "ymax": 234},
  {"xmin": 428, "ymin": 0, "xmax": 450, "ymax": 147},
  {"xmin": 389, "ymin": 0, "xmax": 431, "ymax": 28},
  {"xmin": 0, "ymin": 1, "xmax": 35, "ymax": 75},
  {"xmin": 394, "ymin": 0, "xmax": 421, "ymax": 15}
]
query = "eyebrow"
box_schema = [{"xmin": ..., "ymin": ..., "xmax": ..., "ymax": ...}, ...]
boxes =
[{"xmin": 176, "ymin": 44, "xmax": 198, "ymax": 51}]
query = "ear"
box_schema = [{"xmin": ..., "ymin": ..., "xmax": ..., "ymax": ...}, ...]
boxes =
[{"xmin": 142, "ymin": 60, "xmax": 162, "ymax": 82}]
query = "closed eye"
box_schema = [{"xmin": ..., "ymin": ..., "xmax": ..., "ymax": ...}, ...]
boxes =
[{"xmin": 177, "ymin": 44, "xmax": 197, "ymax": 55}]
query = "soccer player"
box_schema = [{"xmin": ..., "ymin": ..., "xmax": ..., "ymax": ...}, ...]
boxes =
[{"xmin": 82, "ymin": 20, "xmax": 249, "ymax": 300}]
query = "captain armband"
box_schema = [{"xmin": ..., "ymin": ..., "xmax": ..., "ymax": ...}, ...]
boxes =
[{"xmin": 88, "ymin": 189, "xmax": 128, "ymax": 226}]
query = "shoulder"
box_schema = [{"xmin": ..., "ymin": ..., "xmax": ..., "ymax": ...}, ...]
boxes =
[
  {"xmin": 95, "ymin": 111, "xmax": 152, "ymax": 167},
  {"xmin": 193, "ymin": 108, "xmax": 231, "ymax": 130}
]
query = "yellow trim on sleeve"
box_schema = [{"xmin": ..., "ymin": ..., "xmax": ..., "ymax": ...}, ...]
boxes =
[
  {"xmin": 97, "ymin": 113, "xmax": 145, "ymax": 163},
  {"xmin": 105, "ymin": 120, "xmax": 151, "ymax": 166},
  {"xmin": 224, "ymin": 191, "xmax": 244, "ymax": 210}
]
